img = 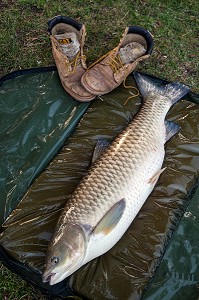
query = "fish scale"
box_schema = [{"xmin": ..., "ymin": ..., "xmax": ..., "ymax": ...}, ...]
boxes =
[
  {"xmin": 59, "ymin": 98, "xmax": 166, "ymax": 227},
  {"xmin": 42, "ymin": 73, "xmax": 190, "ymax": 285}
]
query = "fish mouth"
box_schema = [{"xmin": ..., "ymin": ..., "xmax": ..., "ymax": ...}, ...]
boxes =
[
  {"xmin": 42, "ymin": 272, "xmax": 56, "ymax": 285},
  {"xmin": 42, "ymin": 255, "xmax": 85, "ymax": 285}
]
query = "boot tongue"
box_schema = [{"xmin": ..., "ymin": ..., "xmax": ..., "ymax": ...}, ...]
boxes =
[
  {"xmin": 119, "ymin": 42, "xmax": 146, "ymax": 64},
  {"xmin": 54, "ymin": 32, "xmax": 80, "ymax": 60}
]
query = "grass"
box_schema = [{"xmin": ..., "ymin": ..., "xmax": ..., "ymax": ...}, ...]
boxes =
[
  {"xmin": 0, "ymin": 0, "xmax": 198, "ymax": 91},
  {"xmin": 0, "ymin": 263, "xmax": 48, "ymax": 300},
  {"xmin": 0, "ymin": 0, "xmax": 198, "ymax": 299}
]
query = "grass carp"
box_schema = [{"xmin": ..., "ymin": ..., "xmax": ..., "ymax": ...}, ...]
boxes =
[{"xmin": 42, "ymin": 72, "xmax": 189, "ymax": 285}]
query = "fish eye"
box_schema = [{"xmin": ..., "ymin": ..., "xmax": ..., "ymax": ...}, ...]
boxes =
[{"xmin": 51, "ymin": 256, "xmax": 59, "ymax": 265}]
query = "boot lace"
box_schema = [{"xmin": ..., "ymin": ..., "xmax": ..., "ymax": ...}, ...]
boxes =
[
  {"xmin": 108, "ymin": 51, "xmax": 125, "ymax": 74},
  {"xmin": 108, "ymin": 50, "xmax": 140, "ymax": 104},
  {"xmin": 123, "ymin": 78, "xmax": 140, "ymax": 105},
  {"xmin": 88, "ymin": 49, "xmax": 140, "ymax": 104},
  {"xmin": 64, "ymin": 52, "xmax": 86, "ymax": 74},
  {"xmin": 88, "ymin": 49, "xmax": 123, "ymax": 73}
]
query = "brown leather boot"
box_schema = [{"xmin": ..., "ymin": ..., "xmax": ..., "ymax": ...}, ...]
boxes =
[
  {"xmin": 48, "ymin": 16, "xmax": 96, "ymax": 102},
  {"xmin": 81, "ymin": 26, "xmax": 153, "ymax": 96}
]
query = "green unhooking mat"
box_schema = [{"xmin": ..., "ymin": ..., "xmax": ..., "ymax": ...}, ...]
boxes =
[
  {"xmin": 142, "ymin": 188, "xmax": 199, "ymax": 300},
  {"xmin": 0, "ymin": 67, "xmax": 90, "ymax": 225},
  {"xmin": 0, "ymin": 68, "xmax": 198, "ymax": 299}
]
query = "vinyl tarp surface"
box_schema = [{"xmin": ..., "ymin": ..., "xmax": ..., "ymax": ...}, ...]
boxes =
[
  {"xmin": 0, "ymin": 67, "xmax": 90, "ymax": 225},
  {"xmin": 0, "ymin": 68, "xmax": 198, "ymax": 299},
  {"xmin": 142, "ymin": 187, "xmax": 199, "ymax": 300}
]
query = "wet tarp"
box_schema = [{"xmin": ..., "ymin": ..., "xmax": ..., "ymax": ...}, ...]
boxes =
[
  {"xmin": 0, "ymin": 67, "xmax": 90, "ymax": 225},
  {"xmin": 142, "ymin": 187, "xmax": 199, "ymax": 300},
  {"xmin": 0, "ymin": 69, "xmax": 198, "ymax": 299}
]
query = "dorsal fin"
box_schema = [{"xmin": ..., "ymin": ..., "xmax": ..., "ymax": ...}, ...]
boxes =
[{"xmin": 92, "ymin": 140, "xmax": 110, "ymax": 163}]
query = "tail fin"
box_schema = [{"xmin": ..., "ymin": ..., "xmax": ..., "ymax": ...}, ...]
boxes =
[{"xmin": 133, "ymin": 72, "xmax": 190, "ymax": 105}]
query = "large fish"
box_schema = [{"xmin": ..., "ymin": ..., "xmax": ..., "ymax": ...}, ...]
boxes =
[{"xmin": 42, "ymin": 72, "xmax": 190, "ymax": 285}]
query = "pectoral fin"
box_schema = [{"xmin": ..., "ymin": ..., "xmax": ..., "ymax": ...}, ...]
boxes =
[
  {"xmin": 93, "ymin": 199, "xmax": 126, "ymax": 238},
  {"xmin": 148, "ymin": 167, "xmax": 166, "ymax": 185}
]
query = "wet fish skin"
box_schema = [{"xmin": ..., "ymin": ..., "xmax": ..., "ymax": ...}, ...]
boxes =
[{"xmin": 42, "ymin": 72, "xmax": 190, "ymax": 285}]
